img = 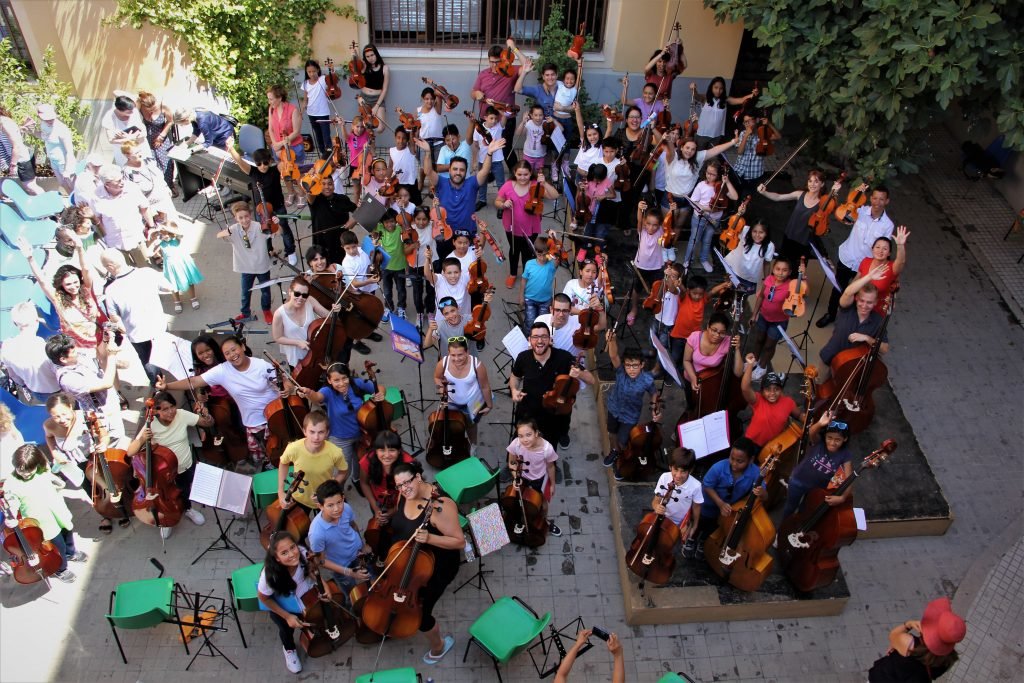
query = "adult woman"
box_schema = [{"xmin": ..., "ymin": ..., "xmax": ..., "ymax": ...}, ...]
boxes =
[
  {"xmin": 20, "ymin": 234, "xmax": 106, "ymax": 357},
  {"xmin": 271, "ymin": 276, "xmax": 339, "ymax": 368},
  {"xmin": 858, "ymin": 227, "xmax": 909, "ymax": 314},
  {"xmin": 121, "ymin": 140, "xmax": 177, "ymax": 224},
  {"xmin": 0, "ymin": 105, "xmax": 44, "ymax": 194},
  {"xmin": 496, "ymin": 162, "xmax": 558, "ymax": 285},
  {"xmin": 689, "ymin": 77, "xmax": 757, "ymax": 149},
  {"xmin": 605, "ymin": 105, "xmax": 662, "ymax": 225},
  {"xmin": 681, "ymin": 311, "xmax": 732, "ymax": 404},
  {"xmin": 300, "ymin": 60, "xmax": 332, "ymax": 157},
  {"xmin": 868, "ymin": 597, "xmax": 965, "ymax": 682},
  {"xmin": 355, "ymin": 44, "xmax": 390, "ymax": 127},
  {"xmin": 267, "ymin": 84, "xmax": 305, "ymax": 206},
  {"xmin": 388, "ymin": 460, "xmax": 462, "ymax": 664},
  {"xmin": 191, "ymin": 334, "xmax": 249, "ymax": 467},
  {"xmin": 102, "ymin": 94, "xmax": 150, "ymax": 165},
  {"xmin": 757, "ymin": 169, "xmax": 843, "ymax": 267},
  {"xmin": 663, "ymin": 135, "xmax": 737, "ymax": 234},
  {"xmin": 257, "ymin": 531, "xmax": 316, "ymax": 674},
  {"xmin": 359, "ymin": 430, "xmax": 415, "ymax": 526},
  {"xmin": 29, "ymin": 104, "xmax": 77, "ymax": 194},
  {"xmin": 136, "ymin": 91, "xmax": 177, "ymax": 195},
  {"xmin": 643, "ymin": 43, "xmax": 686, "ymax": 99},
  {"xmin": 433, "ymin": 338, "xmax": 493, "ymax": 447}
]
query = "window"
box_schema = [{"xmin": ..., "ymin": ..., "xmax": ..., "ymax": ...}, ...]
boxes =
[
  {"xmin": 370, "ymin": 0, "xmax": 606, "ymax": 51},
  {"xmin": 0, "ymin": 0, "xmax": 34, "ymax": 75}
]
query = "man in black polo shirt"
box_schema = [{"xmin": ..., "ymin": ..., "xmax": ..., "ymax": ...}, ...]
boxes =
[
  {"xmin": 306, "ymin": 180, "xmax": 357, "ymax": 266},
  {"xmin": 510, "ymin": 321, "xmax": 596, "ymax": 452},
  {"xmin": 819, "ymin": 268, "xmax": 890, "ymax": 371}
]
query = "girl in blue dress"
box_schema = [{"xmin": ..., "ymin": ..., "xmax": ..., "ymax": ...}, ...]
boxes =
[{"xmin": 148, "ymin": 222, "xmax": 204, "ymax": 313}]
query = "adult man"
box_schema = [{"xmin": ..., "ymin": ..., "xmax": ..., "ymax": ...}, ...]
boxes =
[
  {"xmin": 174, "ymin": 107, "xmax": 235, "ymax": 151},
  {"xmin": 72, "ymin": 153, "xmax": 106, "ymax": 208},
  {"xmin": 90, "ymin": 164, "xmax": 154, "ymax": 265},
  {"xmin": 101, "ymin": 249, "xmax": 175, "ymax": 384},
  {"xmin": 417, "ymin": 135, "xmax": 505, "ymax": 241},
  {"xmin": 306, "ymin": 178, "xmax": 357, "ymax": 266},
  {"xmin": 534, "ymin": 293, "xmax": 606, "ymax": 358},
  {"xmin": 471, "ymin": 41, "xmax": 521, "ymax": 118},
  {"xmin": 46, "ymin": 332, "xmax": 126, "ymax": 443},
  {"xmin": 819, "ymin": 270, "xmax": 890, "ymax": 371},
  {"xmin": 817, "ymin": 185, "xmax": 894, "ymax": 328},
  {"xmin": 514, "ymin": 60, "xmax": 558, "ymax": 119},
  {"xmin": 1, "ymin": 302, "xmax": 60, "ymax": 401},
  {"xmin": 510, "ymin": 321, "xmax": 596, "ymax": 452}
]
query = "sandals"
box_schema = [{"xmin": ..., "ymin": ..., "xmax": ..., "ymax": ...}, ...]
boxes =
[
  {"xmin": 423, "ymin": 634, "xmax": 455, "ymax": 665},
  {"xmin": 191, "ymin": 298, "xmax": 200, "ymax": 310},
  {"xmin": 174, "ymin": 301, "xmax": 183, "ymax": 314},
  {"xmin": 118, "ymin": 517, "xmax": 131, "ymax": 528},
  {"xmin": 99, "ymin": 519, "xmax": 113, "ymax": 535}
]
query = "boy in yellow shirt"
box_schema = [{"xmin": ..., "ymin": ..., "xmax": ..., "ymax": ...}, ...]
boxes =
[{"xmin": 277, "ymin": 412, "xmax": 349, "ymax": 515}]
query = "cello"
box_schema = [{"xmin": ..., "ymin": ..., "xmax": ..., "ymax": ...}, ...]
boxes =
[
  {"xmin": 259, "ymin": 470, "xmax": 310, "ymax": 550},
  {"xmin": 424, "ymin": 380, "xmax": 471, "ymax": 470},
  {"xmin": 704, "ymin": 446, "xmax": 780, "ymax": 592},
  {"xmin": 300, "ymin": 549, "xmax": 357, "ymax": 656},
  {"xmin": 356, "ymin": 361, "xmax": 394, "ymax": 446},
  {"xmin": 626, "ymin": 480, "xmax": 680, "ymax": 586},
  {"xmin": 617, "ymin": 393, "xmax": 664, "ymax": 481},
  {"xmin": 499, "ymin": 455, "xmax": 547, "ymax": 547},
  {"xmin": 0, "ymin": 495, "xmax": 62, "ymax": 585},
  {"xmin": 262, "ymin": 352, "xmax": 310, "ymax": 468},
  {"xmin": 361, "ymin": 488, "xmax": 440, "ymax": 638},
  {"xmin": 807, "ymin": 171, "xmax": 846, "ymax": 236},
  {"xmin": 131, "ymin": 398, "xmax": 183, "ymax": 529},
  {"xmin": 778, "ymin": 440, "xmax": 896, "ymax": 592},
  {"xmin": 84, "ymin": 411, "xmax": 133, "ymax": 521},
  {"xmin": 542, "ymin": 355, "xmax": 583, "ymax": 415}
]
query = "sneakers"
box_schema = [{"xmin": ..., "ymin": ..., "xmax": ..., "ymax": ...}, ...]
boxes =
[
  {"xmin": 475, "ymin": 200, "xmax": 486, "ymax": 211},
  {"xmin": 496, "ymin": 209, "xmax": 504, "ymax": 220},
  {"xmin": 396, "ymin": 307, "xmax": 406, "ymax": 320},
  {"xmin": 751, "ymin": 365, "xmax": 767, "ymax": 381},
  {"xmin": 701, "ymin": 260, "xmax": 713, "ymax": 273},
  {"xmin": 287, "ymin": 253, "xmax": 297, "ymax": 266},
  {"xmin": 53, "ymin": 569, "xmax": 76, "ymax": 583},
  {"xmin": 602, "ymin": 450, "xmax": 619, "ymax": 468},
  {"xmin": 613, "ymin": 466, "xmax": 624, "ymax": 482},
  {"xmin": 558, "ymin": 434, "xmax": 570, "ymax": 451},
  {"xmin": 548, "ymin": 520, "xmax": 563, "ymax": 537},
  {"xmin": 695, "ymin": 539, "xmax": 705, "ymax": 559},
  {"xmin": 681, "ymin": 539, "xmax": 697, "ymax": 559},
  {"xmin": 262, "ymin": 310, "xmax": 274, "ymax": 324},
  {"xmin": 815, "ymin": 313, "xmax": 836, "ymax": 328},
  {"xmin": 234, "ymin": 312, "xmax": 254, "ymax": 322},
  {"xmin": 67, "ymin": 550, "xmax": 89, "ymax": 563},
  {"xmin": 160, "ymin": 526, "xmax": 172, "ymax": 540},
  {"xmin": 381, "ymin": 310, "xmax": 391, "ymax": 324},
  {"xmin": 283, "ymin": 647, "xmax": 302, "ymax": 673},
  {"xmin": 185, "ymin": 508, "xmax": 206, "ymax": 525}
]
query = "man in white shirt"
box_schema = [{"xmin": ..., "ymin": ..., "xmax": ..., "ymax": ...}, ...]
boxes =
[
  {"xmin": 90, "ymin": 165, "xmax": 154, "ymax": 266},
  {"xmin": 0, "ymin": 302, "xmax": 60, "ymax": 401},
  {"xmin": 534, "ymin": 293, "xmax": 605, "ymax": 357}
]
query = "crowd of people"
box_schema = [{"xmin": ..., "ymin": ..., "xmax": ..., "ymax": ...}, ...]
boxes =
[{"xmin": 0, "ymin": 34, "xmax": 962, "ymax": 682}]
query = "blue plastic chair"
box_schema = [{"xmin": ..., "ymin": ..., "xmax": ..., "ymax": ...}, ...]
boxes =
[
  {"xmin": 0, "ymin": 204, "xmax": 58, "ymax": 248},
  {"xmin": 0, "ymin": 242, "xmax": 45, "ymax": 278},
  {"xmin": 1, "ymin": 179, "xmax": 66, "ymax": 220}
]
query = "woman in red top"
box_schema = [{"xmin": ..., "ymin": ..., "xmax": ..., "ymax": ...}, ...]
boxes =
[
  {"xmin": 857, "ymin": 226, "xmax": 909, "ymax": 315},
  {"xmin": 358, "ymin": 430, "xmax": 415, "ymax": 528},
  {"xmin": 267, "ymin": 84, "xmax": 305, "ymax": 207}
]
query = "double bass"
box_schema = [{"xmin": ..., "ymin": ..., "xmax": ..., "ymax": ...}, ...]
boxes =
[
  {"xmin": 499, "ymin": 455, "xmax": 547, "ymax": 547},
  {"xmin": 259, "ymin": 470, "xmax": 310, "ymax": 550},
  {"xmin": 617, "ymin": 393, "xmax": 664, "ymax": 481},
  {"xmin": 300, "ymin": 550, "xmax": 357, "ymax": 656},
  {"xmin": 778, "ymin": 440, "xmax": 896, "ymax": 592},
  {"xmin": 262, "ymin": 353, "xmax": 310, "ymax": 468},
  {"xmin": 704, "ymin": 447, "xmax": 780, "ymax": 592},
  {"xmin": 424, "ymin": 380, "xmax": 471, "ymax": 470},
  {"xmin": 0, "ymin": 495, "xmax": 62, "ymax": 585},
  {"xmin": 131, "ymin": 398, "xmax": 184, "ymax": 529},
  {"xmin": 626, "ymin": 480, "xmax": 680, "ymax": 586},
  {"xmin": 84, "ymin": 411, "xmax": 133, "ymax": 521}
]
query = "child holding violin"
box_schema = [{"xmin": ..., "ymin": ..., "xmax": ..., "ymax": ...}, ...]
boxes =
[
  {"xmin": 652, "ymin": 448, "xmax": 703, "ymax": 557},
  {"xmin": 257, "ymin": 530, "xmax": 316, "ymax": 673},
  {"xmin": 337, "ymin": 115, "xmax": 371, "ymax": 203},
  {"xmin": 683, "ymin": 160, "xmax": 738, "ymax": 273},
  {"xmin": 667, "ymin": 274, "xmax": 732, "ymax": 370},
  {"xmin": 748, "ymin": 257, "xmax": 798, "ymax": 381},
  {"xmin": 471, "ymin": 106, "xmax": 509, "ymax": 211},
  {"xmin": 375, "ymin": 209, "xmax": 410, "ymax": 321},
  {"xmin": 496, "ymin": 162, "xmax": 558, "ymax": 288},
  {"xmin": 424, "ymin": 250, "xmax": 473, "ymax": 325},
  {"xmin": 723, "ymin": 218, "xmax": 775, "ymax": 294},
  {"xmin": 732, "ymin": 112, "xmax": 781, "ymax": 200},
  {"xmin": 387, "ymin": 128, "xmax": 421, "ymax": 205},
  {"xmin": 516, "ymin": 104, "xmax": 561, "ymax": 174},
  {"xmin": 307, "ymin": 479, "xmax": 372, "ymax": 591},
  {"xmin": 507, "ymin": 416, "xmax": 562, "ymax": 536},
  {"xmin": 218, "ymin": 201, "xmax": 273, "ymax": 324},
  {"xmin": 602, "ymin": 331, "xmax": 658, "ymax": 475},
  {"xmin": 521, "ymin": 236, "xmax": 558, "ymax": 328},
  {"xmin": 627, "ymin": 199, "xmax": 668, "ymax": 326},
  {"xmin": 228, "ymin": 146, "xmax": 297, "ymax": 265}
]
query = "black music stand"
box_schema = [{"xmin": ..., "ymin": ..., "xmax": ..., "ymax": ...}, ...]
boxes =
[
  {"xmin": 174, "ymin": 590, "xmax": 237, "ymax": 670},
  {"xmin": 190, "ymin": 463, "xmax": 254, "ymax": 564},
  {"xmin": 527, "ymin": 617, "xmax": 593, "ymax": 679},
  {"xmin": 398, "ymin": 388, "xmax": 424, "ymax": 457},
  {"xmin": 192, "ymin": 507, "xmax": 253, "ymax": 565}
]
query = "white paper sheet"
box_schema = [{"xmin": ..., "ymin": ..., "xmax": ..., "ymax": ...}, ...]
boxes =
[
  {"xmin": 189, "ymin": 462, "xmax": 223, "ymax": 507},
  {"xmin": 649, "ymin": 327, "xmax": 683, "ymax": 387},
  {"xmin": 853, "ymin": 507, "xmax": 868, "ymax": 532},
  {"xmin": 502, "ymin": 325, "xmax": 530, "ymax": 359},
  {"xmin": 677, "ymin": 410, "xmax": 731, "ymax": 458},
  {"xmin": 217, "ymin": 469, "xmax": 252, "ymax": 515},
  {"xmin": 810, "ymin": 243, "xmax": 841, "ymax": 292}
]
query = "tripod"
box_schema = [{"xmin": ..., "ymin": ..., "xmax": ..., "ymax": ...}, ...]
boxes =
[
  {"xmin": 192, "ymin": 508, "xmax": 253, "ymax": 565},
  {"xmin": 401, "ymin": 346, "xmax": 436, "ymax": 414}
]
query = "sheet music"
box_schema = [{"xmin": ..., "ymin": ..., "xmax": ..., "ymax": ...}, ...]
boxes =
[
  {"xmin": 189, "ymin": 462, "xmax": 223, "ymax": 507},
  {"xmin": 677, "ymin": 410, "xmax": 731, "ymax": 458},
  {"xmin": 167, "ymin": 144, "xmax": 192, "ymax": 162},
  {"xmin": 713, "ymin": 248, "xmax": 741, "ymax": 286},
  {"xmin": 502, "ymin": 326, "xmax": 529, "ymax": 359},
  {"xmin": 217, "ymin": 469, "xmax": 252, "ymax": 515},
  {"xmin": 810, "ymin": 243, "xmax": 842, "ymax": 292},
  {"xmin": 205, "ymin": 146, "xmax": 233, "ymax": 162},
  {"xmin": 776, "ymin": 325, "xmax": 806, "ymax": 367},
  {"xmin": 649, "ymin": 327, "xmax": 683, "ymax": 387},
  {"xmin": 853, "ymin": 507, "xmax": 868, "ymax": 531},
  {"xmin": 550, "ymin": 127, "xmax": 567, "ymax": 153},
  {"xmin": 468, "ymin": 503, "xmax": 510, "ymax": 556}
]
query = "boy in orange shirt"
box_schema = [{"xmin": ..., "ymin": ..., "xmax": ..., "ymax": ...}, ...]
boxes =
[{"xmin": 667, "ymin": 273, "xmax": 730, "ymax": 371}]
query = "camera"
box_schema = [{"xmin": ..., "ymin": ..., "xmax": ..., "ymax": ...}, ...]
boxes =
[{"xmin": 103, "ymin": 322, "xmax": 124, "ymax": 346}]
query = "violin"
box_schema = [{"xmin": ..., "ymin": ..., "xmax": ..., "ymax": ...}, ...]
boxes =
[
  {"xmin": 352, "ymin": 128, "xmax": 376, "ymax": 184},
  {"xmin": 618, "ymin": 394, "xmax": 664, "ymax": 481},
  {"xmin": 254, "ymin": 182, "xmax": 279, "ymax": 234},
  {"xmin": 356, "ymin": 361, "xmax": 394, "ymax": 444},
  {"xmin": 542, "ymin": 355, "xmax": 583, "ymax": 415},
  {"xmin": 499, "ymin": 455, "xmax": 547, "ymax": 547},
  {"xmin": 324, "ymin": 57, "xmax": 343, "ymax": 99},
  {"xmin": 683, "ymin": 87, "xmax": 699, "ymax": 137},
  {"xmin": 573, "ymin": 182, "xmax": 592, "ymax": 226},
  {"xmin": 525, "ymin": 177, "xmax": 547, "ymax": 217},
  {"xmin": 704, "ymin": 447, "xmax": 780, "ymax": 592},
  {"xmin": 626, "ymin": 480, "xmax": 680, "ymax": 585},
  {"xmin": 567, "ymin": 22, "xmax": 586, "ymax": 60},
  {"xmin": 654, "ymin": 102, "xmax": 672, "ymax": 134},
  {"xmin": 573, "ymin": 285, "xmax": 602, "ymax": 351},
  {"xmin": 613, "ymin": 158, "xmax": 632, "ymax": 193},
  {"xmin": 834, "ymin": 182, "xmax": 870, "ymax": 225},
  {"xmin": 494, "ymin": 41, "xmax": 522, "ymax": 78},
  {"xmin": 718, "ymin": 195, "xmax": 751, "ymax": 252},
  {"xmin": 262, "ymin": 353, "xmax": 310, "ymax": 468},
  {"xmin": 347, "ymin": 42, "xmax": 366, "ymax": 90},
  {"xmin": 259, "ymin": 470, "xmax": 310, "ymax": 549},
  {"xmin": 361, "ymin": 488, "xmax": 441, "ymax": 638},
  {"xmin": 378, "ymin": 170, "xmax": 402, "ymax": 198},
  {"xmin": 709, "ymin": 180, "xmax": 730, "ymax": 211},
  {"xmin": 463, "ymin": 110, "xmax": 492, "ymax": 144},
  {"xmin": 759, "ymin": 366, "xmax": 818, "ymax": 508},
  {"xmin": 300, "ymin": 148, "xmax": 336, "ymax": 197},
  {"xmin": 660, "ymin": 196, "xmax": 677, "ymax": 247},
  {"xmin": 596, "ymin": 248, "xmax": 615, "ymax": 305},
  {"xmin": 732, "ymin": 80, "xmax": 759, "ymax": 125},
  {"xmin": 84, "ymin": 411, "xmax": 133, "ymax": 521},
  {"xmin": 602, "ymin": 104, "xmax": 624, "ymax": 123},
  {"xmin": 463, "ymin": 286, "xmax": 494, "ymax": 343},
  {"xmin": 467, "ymin": 236, "xmax": 490, "ymax": 296},
  {"xmin": 782, "ymin": 256, "xmax": 808, "ymax": 318},
  {"xmin": 131, "ymin": 398, "xmax": 183, "ymax": 529},
  {"xmin": 331, "ymin": 133, "xmax": 344, "ymax": 166},
  {"xmin": 546, "ymin": 235, "xmax": 569, "ymax": 266},
  {"xmin": 778, "ymin": 440, "xmax": 896, "ymax": 592},
  {"xmin": 395, "ymin": 107, "xmax": 421, "ymax": 136},
  {"xmin": 424, "ymin": 379, "xmax": 471, "ymax": 470},
  {"xmin": 0, "ymin": 495, "xmax": 62, "ymax": 584},
  {"xmin": 475, "ymin": 217, "xmax": 506, "ymax": 263},
  {"xmin": 396, "ymin": 211, "xmax": 419, "ymax": 268},
  {"xmin": 755, "ymin": 116, "xmax": 774, "ymax": 156},
  {"xmin": 422, "ymin": 77, "xmax": 458, "ymax": 111},
  {"xmin": 300, "ymin": 550, "xmax": 357, "ymax": 656},
  {"xmin": 808, "ymin": 171, "xmax": 846, "ymax": 236},
  {"xmin": 430, "ymin": 199, "xmax": 452, "ymax": 241},
  {"xmin": 277, "ymin": 145, "xmax": 300, "ymax": 182},
  {"xmin": 642, "ymin": 280, "xmax": 665, "ymax": 315},
  {"xmin": 490, "ymin": 100, "xmax": 521, "ymax": 116},
  {"xmin": 357, "ymin": 96, "xmax": 380, "ymax": 130}
]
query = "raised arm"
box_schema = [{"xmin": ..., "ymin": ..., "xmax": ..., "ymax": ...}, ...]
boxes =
[
  {"xmin": 838, "ymin": 263, "xmax": 887, "ymax": 308},
  {"xmin": 228, "ymin": 144, "xmax": 252, "ymax": 174},
  {"xmin": 415, "ymin": 137, "xmax": 438, "ymax": 188},
  {"xmin": 891, "ymin": 226, "xmax": 910, "ymax": 276}
]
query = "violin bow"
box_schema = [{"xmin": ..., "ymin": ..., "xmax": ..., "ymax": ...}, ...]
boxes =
[{"xmin": 761, "ymin": 137, "xmax": 809, "ymax": 188}]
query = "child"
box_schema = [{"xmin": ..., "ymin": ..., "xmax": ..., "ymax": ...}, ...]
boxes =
[
  {"xmin": 594, "ymin": 137, "xmax": 623, "ymax": 229},
  {"xmin": 387, "ymin": 127, "xmax": 420, "ymax": 205},
  {"xmin": 277, "ymin": 412, "xmax": 349, "ymax": 520},
  {"xmin": 228, "ymin": 146, "xmax": 297, "ymax": 264},
  {"xmin": 376, "ymin": 209, "xmax": 408, "ymax": 320},
  {"xmin": 684, "ymin": 160, "xmax": 737, "ymax": 273},
  {"xmin": 572, "ymin": 118, "xmax": 604, "ymax": 181},
  {"xmin": 521, "ymin": 235, "xmax": 557, "ymax": 328},
  {"xmin": 147, "ymin": 222, "xmax": 203, "ymax": 313},
  {"xmin": 3, "ymin": 444, "xmax": 88, "ymax": 582},
  {"xmin": 723, "ymin": 219, "xmax": 775, "ymax": 294},
  {"xmin": 362, "ymin": 158, "xmax": 391, "ymax": 206},
  {"xmin": 576, "ymin": 165, "xmax": 616, "ymax": 256},
  {"xmin": 424, "ymin": 295, "xmax": 489, "ymax": 358},
  {"xmin": 562, "ymin": 258, "xmax": 604, "ymax": 314},
  {"xmin": 446, "ymin": 230, "xmax": 475, "ymax": 275},
  {"xmin": 424, "ymin": 252, "xmax": 471, "ymax": 324},
  {"xmin": 649, "ymin": 261, "xmax": 683, "ymax": 378},
  {"xmin": 359, "ymin": 430, "xmax": 415, "ymax": 527},
  {"xmin": 552, "ymin": 67, "xmax": 580, "ymax": 164},
  {"xmin": 298, "ymin": 362, "xmax": 382, "ymax": 485},
  {"xmin": 257, "ymin": 531, "xmax": 315, "ymax": 674},
  {"xmin": 307, "ymin": 479, "xmax": 372, "ymax": 590},
  {"xmin": 603, "ymin": 330, "xmax": 658, "ymax": 478},
  {"xmin": 739, "ymin": 359, "xmax": 802, "ymax": 448},
  {"xmin": 408, "ymin": 207, "xmax": 435, "ymax": 325},
  {"xmin": 416, "ymin": 85, "xmax": 445, "ymax": 172},
  {"xmin": 627, "ymin": 200, "xmax": 667, "ymax": 325},
  {"xmin": 780, "ymin": 411, "xmax": 853, "ymax": 520},
  {"xmin": 692, "ymin": 437, "xmax": 766, "ymax": 558},
  {"xmin": 339, "ymin": 115, "xmax": 371, "ymax": 203},
  {"xmin": 517, "ymin": 104, "xmax": 559, "ymax": 173},
  {"xmin": 340, "ymin": 228, "xmax": 382, "ymax": 296},
  {"xmin": 748, "ymin": 257, "xmax": 797, "ymax": 380},
  {"xmin": 652, "ymin": 448, "xmax": 703, "ymax": 557},
  {"xmin": 506, "ymin": 417, "xmax": 562, "ymax": 537},
  {"xmin": 472, "ymin": 106, "xmax": 507, "ymax": 209},
  {"xmin": 218, "ymin": 201, "xmax": 273, "ymax": 324},
  {"xmin": 667, "ymin": 274, "xmax": 731, "ymax": 369}
]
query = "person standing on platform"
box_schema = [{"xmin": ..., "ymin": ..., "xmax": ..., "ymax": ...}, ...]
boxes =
[
  {"xmin": 691, "ymin": 437, "xmax": 765, "ymax": 559},
  {"xmin": 277, "ymin": 412, "xmax": 349, "ymax": 522},
  {"xmin": 217, "ymin": 201, "xmax": 274, "ymax": 324}
]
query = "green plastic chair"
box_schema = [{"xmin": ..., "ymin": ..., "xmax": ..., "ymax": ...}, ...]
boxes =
[
  {"xmin": 105, "ymin": 576, "xmax": 188, "ymax": 664},
  {"xmin": 250, "ymin": 466, "xmax": 293, "ymax": 526},
  {"xmin": 0, "ymin": 204, "xmax": 57, "ymax": 248},
  {"xmin": 226, "ymin": 562, "xmax": 264, "ymax": 648},
  {"xmin": 463, "ymin": 596, "xmax": 552, "ymax": 682},
  {"xmin": 363, "ymin": 385, "xmax": 405, "ymax": 420},
  {"xmin": 435, "ymin": 457, "xmax": 498, "ymax": 507},
  {"xmin": 658, "ymin": 673, "xmax": 697, "ymax": 683},
  {"xmin": 354, "ymin": 668, "xmax": 421, "ymax": 683}
]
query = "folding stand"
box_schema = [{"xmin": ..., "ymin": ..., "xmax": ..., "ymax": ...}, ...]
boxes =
[
  {"xmin": 491, "ymin": 346, "xmax": 515, "ymax": 396},
  {"xmin": 192, "ymin": 507, "xmax": 254, "ymax": 565},
  {"xmin": 452, "ymin": 505, "xmax": 501, "ymax": 603},
  {"xmin": 527, "ymin": 617, "xmax": 593, "ymax": 679},
  {"xmin": 175, "ymin": 590, "xmax": 237, "ymax": 671},
  {"xmin": 397, "ymin": 388, "xmax": 424, "ymax": 457},
  {"xmin": 401, "ymin": 347, "xmax": 436, "ymax": 414}
]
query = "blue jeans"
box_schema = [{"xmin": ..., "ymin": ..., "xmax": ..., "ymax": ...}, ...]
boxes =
[
  {"xmin": 684, "ymin": 210, "xmax": 716, "ymax": 266},
  {"xmin": 308, "ymin": 114, "xmax": 332, "ymax": 155},
  {"xmin": 50, "ymin": 528, "xmax": 77, "ymax": 573},
  {"xmin": 524, "ymin": 300, "xmax": 550, "ymax": 329},
  {"xmin": 240, "ymin": 271, "xmax": 272, "ymax": 316},
  {"xmin": 781, "ymin": 478, "xmax": 814, "ymax": 520},
  {"xmin": 476, "ymin": 162, "xmax": 505, "ymax": 204},
  {"xmin": 380, "ymin": 268, "xmax": 407, "ymax": 312},
  {"xmin": 272, "ymin": 209, "xmax": 296, "ymax": 256}
]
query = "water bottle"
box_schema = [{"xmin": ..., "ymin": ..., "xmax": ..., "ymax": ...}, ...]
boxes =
[
  {"xmin": 426, "ymin": 678, "xmax": 434, "ymax": 683},
  {"xmin": 464, "ymin": 538, "xmax": 476, "ymax": 562}
]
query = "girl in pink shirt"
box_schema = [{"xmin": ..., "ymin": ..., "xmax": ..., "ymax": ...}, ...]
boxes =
[
  {"xmin": 506, "ymin": 416, "xmax": 562, "ymax": 537},
  {"xmin": 748, "ymin": 258, "xmax": 796, "ymax": 380},
  {"xmin": 496, "ymin": 162, "xmax": 558, "ymax": 287}
]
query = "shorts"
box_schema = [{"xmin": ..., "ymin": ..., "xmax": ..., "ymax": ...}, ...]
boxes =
[
  {"xmin": 523, "ymin": 154, "xmax": 545, "ymax": 172},
  {"xmin": 14, "ymin": 158, "xmax": 37, "ymax": 182},
  {"xmin": 633, "ymin": 267, "xmax": 663, "ymax": 294},
  {"xmin": 606, "ymin": 410, "xmax": 635, "ymax": 447},
  {"xmin": 756, "ymin": 314, "xmax": 788, "ymax": 341}
]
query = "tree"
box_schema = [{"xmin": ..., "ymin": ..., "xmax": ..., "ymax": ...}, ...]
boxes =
[
  {"xmin": 707, "ymin": 0, "xmax": 1024, "ymax": 181},
  {"xmin": 107, "ymin": 0, "xmax": 364, "ymax": 128}
]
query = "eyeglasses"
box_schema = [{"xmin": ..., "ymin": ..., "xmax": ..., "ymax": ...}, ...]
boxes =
[
  {"xmin": 447, "ymin": 336, "xmax": 466, "ymax": 343},
  {"xmin": 828, "ymin": 420, "xmax": 848, "ymax": 431},
  {"xmin": 292, "ymin": 291, "xmax": 310, "ymax": 298},
  {"xmin": 529, "ymin": 334, "xmax": 550, "ymax": 340},
  {"xmin": 394, "ymin": 477, "xmax": 416, "ymax": 490},
  {"xmin": 552, "ymin": 308, "xmax": 571, "ymax": 314},
  {"xmin": 624, "ymin": 362, "xmax": 644, "ymax": 369}
]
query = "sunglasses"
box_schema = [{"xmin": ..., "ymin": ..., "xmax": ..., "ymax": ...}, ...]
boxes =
[
  {"xmin": 766, "ymin": 284, "xmax": 777, "ymax": 301},
  {"xmin": 448, "ymin": 336, "xmax": 467, "ymax": 343},
  {"xmin": 828, "ymin": 420, "xmax": 849, "ymax": 431},
  {"xmin": 292, "ymin": 291, "xmax": 310, "ymax": 298}
]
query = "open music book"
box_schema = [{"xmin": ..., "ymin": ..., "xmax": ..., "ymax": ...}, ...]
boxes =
[
  {"xmin": 677, "ymin": 410, "xmax": 731, "ymax": 459},
  {"xmin": 189, "ymin": 462, "xmax": 252, "ymax": 515}
]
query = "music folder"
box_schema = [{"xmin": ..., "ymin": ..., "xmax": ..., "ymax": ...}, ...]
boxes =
[{"xmin": 189, "ymin": 462, "xmax": 252, "ymax": 515}]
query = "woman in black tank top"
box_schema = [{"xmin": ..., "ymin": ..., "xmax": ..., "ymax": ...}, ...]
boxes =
[
  {"xmin": 389, "ymin": 461, "xmax": 464, "ymax": 664},
  {"xmin": 757, "ymin": 169, "xmax": 843, "ymax": 267}
]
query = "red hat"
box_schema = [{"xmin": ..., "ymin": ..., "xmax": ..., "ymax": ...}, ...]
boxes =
[{"xmin": 920, "ymin": 597, "xmax": 966, "ymax": 656}]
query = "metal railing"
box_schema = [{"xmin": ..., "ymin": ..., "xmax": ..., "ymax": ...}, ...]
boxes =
[{"xmin": 370, "ymin": 0, "xmax": 607, "ymax": 51}]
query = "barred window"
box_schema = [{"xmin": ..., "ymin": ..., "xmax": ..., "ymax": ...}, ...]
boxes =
[{"xmin": 0, "ymin": 0, "xmax": 35, "ymax": 75}]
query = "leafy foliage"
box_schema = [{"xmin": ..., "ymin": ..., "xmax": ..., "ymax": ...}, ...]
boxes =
[
  {"xmin": 707, "ymin": 0, "xmax": 1024, "ymax": 181},
  {"xmin": 107, "ymin": 0, "xmax": 364, "ymax": 128},
  {"xmin": 0, "ymin": 40, "xmax": 92, "ymax": 155},
  {"xmin": 530, "ymin": 1, "xmax": 599, "ymax": 125}
]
